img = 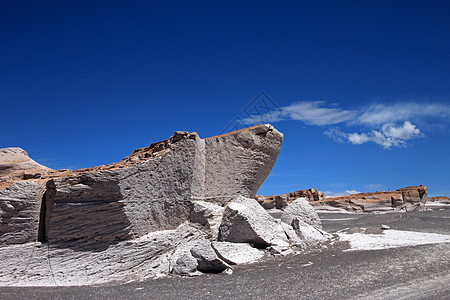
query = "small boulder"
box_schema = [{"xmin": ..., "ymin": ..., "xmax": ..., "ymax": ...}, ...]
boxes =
[
  {"xmin": 218, "ymin": 196, "xmax": 289, "ymax": 248},
  {"xmin": 281, "ymin": 222, "xmax": 303, "ymax": 247},
  {"xmin": 170, "ymin": 242, "xmax": 200, "ymax": 276},
  {"xmin": 281, "ymin": 198, "xmax": 322, "ymax": 229},
  {"xmin": 211, "ymin": 242, "xmax": 265, "ymax": 265},
  {"xmin": 291, "ymin": 217, "xmax": 328, "ymax": 244},
  {"xmin": 190, "ymin": 239, "xmax": 230, "ymax": 273},
  {"xmin": 170, "ymin": 239, "xmax": 230, "ymax": 275}
]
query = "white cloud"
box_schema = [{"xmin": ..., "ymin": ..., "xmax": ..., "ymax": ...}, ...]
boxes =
[
  {"xmin": 282, "ymin": 101, "xmax": 357, "ymax": 125},
  {"xmin": 348, "ymin": 132, "xmax": 369, "ymax": 144},
  {"xmin": 242, "ymin": 101, "xmax": 357, "ymax": 126},
  {"xmin": 326, "ymin": 121, "xmax": 423, "ymax": 149},
  {"xmin": 239, "ymin": 99, "xmax": 449, "ymax": 149},
  {"xmin": 357, "ymin": 103, "xmax": 450, "ymax": 126},
  {"xmin": 345, "ymin": 190, "xmax": 361, "ymax": 194}
]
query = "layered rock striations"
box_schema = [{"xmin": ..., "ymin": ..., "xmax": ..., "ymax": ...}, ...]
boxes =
[
  {"xmin": 0, "ymin": 124, "xmax": 331, "ymax": 286},
  {"xmin": 311, "ymin": 186, "xmax": 428, "ymax": 212},
  {"xmin": 0, "ymin": 147, "xmax": 52, "ymax": 180},
  {"xmin": 258, "ymin": 186, "xmax": 429, "ymax": 213},
  {"xmin": 256, "ymin": 188, "xmax": 325, "ymax": 209}
]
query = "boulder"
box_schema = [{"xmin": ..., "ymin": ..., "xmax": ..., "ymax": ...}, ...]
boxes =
[
  {"xmin": 211, "ymin": 241, "xmax": 265, "ymax": 265},
  {"xmin": 190, "ymin": 239, "xmax": 230, "ymax": 273},
  {"xmin": 218, "ymin": 196, "xmax": 289, "ymax": 248},
  {"xmin": 203, "ymin": 124, "xmax": 283, "ymax": 205},
  {"xmin": 275, "ymin": 195, "xmax": 288, "ymax": 209},
  {"xmin": 170, "ymin": 238, "xmax": 230, "ymax": 275},
  {"xmin": 280, "ymin": 222, "xmax": 304, "ymax": 247},
  {"xmin": 169, "ymin": 240, "xmax": 200, "ymax": 276},
  {"xmin": 190, "ymin": 201, "xmax": 224, "ymax": 239},
  {"xmin": 291, "ymin": 217, "xmax": 329, "ymax": 244},
  {"xmin": 397, "ymin": 186, "xmax": 428, "ymax": 211},
  {"xmin": 281, "ymin": 198, "xmax": 322, "ymax": 229}
]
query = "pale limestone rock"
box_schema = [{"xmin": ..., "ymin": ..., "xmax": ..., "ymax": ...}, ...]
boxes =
[
  {"xmin": 170, "ymin": 238, "xmax": 230, "ymax": 275},
  {"xmin": 0, "ymin": 125, "xmax": 285, "ymax": 285},
  {"xmin": 46, "ymin": 125, "xmax": 283, "ymax": 245},
  {"xmin": 281, "ymin": 222, "xmax": 303, "ymax": 247},
  {"xmin": 268, "ymin": 244, "xmax": 291, "ymax": 255},
  {"xmin": 170, "ymin": 240, "xmax": 202, "ymax": 276},
  {"xmin": 190, "ymin": 201, "xmax": 224, "ymax": 239},
  {"xmin": 281, "ymin": 198, "xmax": 322, "ymax": 229},
  {"xmin": 203, "ymin": 124, "xmax": 283, "ymax": 204},
  {"xmin": 291, "ymin": 217, "xmax": 329, "ymax": 245},
  {"xmin": 212, "ymin": 241, "xmax": 265, "ymax": 265},
  {"xmin": 0, "ymin": 223, "xmax": 203, "ymax": 286},
  {"xmin": 218, "ymin": 196, "xmax": 289, "ymax": 248},
  {"xmin": 0, "ymin": 180, "xmax": 55, "ymax": 244},
  {"xmin": 190, "ymin": 239, "xmax": 230, "ymax": 273}
]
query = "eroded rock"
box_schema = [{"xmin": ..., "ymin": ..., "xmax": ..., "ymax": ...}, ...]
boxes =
[
  {"xmin": 291, "ymin": 217, "xmax": 329, "ymax": 245},
  {"xmin": 190, "ymin": 201, "xmax": 224, "ymax": 239},
  {"xmin": 212, "ymin": 241, "xmax": 265, "ymax": 265},
  {"xmin": 281, "ymin": 197, "xmax": 322, "ymax": 229},
  {"xmin": 0, "ymin": 147, "xmax": 52, "ymax": 179},
  {"xmin": 0, "ymin": 125, "xmax": 291, "ymax": 286},
  {"xmin": 170, "ymin": 238, "xmax": 231, "ymax": 275},
  {"xmin": 218, "ymin": 196, "xmax": 289, "ymax": 248}
]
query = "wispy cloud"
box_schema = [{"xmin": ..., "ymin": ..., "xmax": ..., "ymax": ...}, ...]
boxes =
[
  {"xmin": 326, "ymin": 121, "xmax": 423, "ymax": 149},
  {"xmin": 356, "ymin": 103, "xmax": 450, "ymax": 126},
  {"xmin": 282, "ymin": 101, "xmax": 357, "ymax": 125},
  {"xmin": 242, "ymin": 101, "xmax": 357, "ymax": 126},
  {"xmin": 241, "ymin": 99, "xmax": 449, "ymax": 149},
  {"xmin": 345, "ymin": 190, "xmax": 361, "ymax": 194}
]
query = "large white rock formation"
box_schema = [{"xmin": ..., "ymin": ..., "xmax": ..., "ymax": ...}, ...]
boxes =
[{"xmin": 0, "ymin": 124, "xmax": 331, "ymax": 286}]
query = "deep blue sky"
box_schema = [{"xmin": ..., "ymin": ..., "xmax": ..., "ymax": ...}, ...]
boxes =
[{"xmin": 1, "ymin": 1, "xmax": 449, "ymax": 196}]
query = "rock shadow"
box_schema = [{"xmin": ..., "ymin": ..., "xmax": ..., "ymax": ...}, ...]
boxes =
[{"xmin": 47, "ymin": 175, "xmax": 131, "ymax": 252}]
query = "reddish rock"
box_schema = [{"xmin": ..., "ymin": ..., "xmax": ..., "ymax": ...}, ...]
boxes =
[{"xmin": 256, "ymin": 188, "xmax": 325, "ymax": 209}]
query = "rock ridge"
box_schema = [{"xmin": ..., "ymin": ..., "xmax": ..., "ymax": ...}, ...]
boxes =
[
  {"xmin": 0, "ymin": 124, "xmax": 333, "ymax": 286},
  {"xmin": 257, "ymin": 185, "xmax": 429, "ymax": 213}
]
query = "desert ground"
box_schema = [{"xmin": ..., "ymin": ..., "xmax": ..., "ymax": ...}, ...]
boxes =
[{"xmin": 2, "ymin": 205, "xmax": 448, "ymax": 300}]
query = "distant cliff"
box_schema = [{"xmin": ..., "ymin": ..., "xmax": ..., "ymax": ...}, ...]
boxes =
[{"xmin": 257, "ymin": 186, "xmax": 428, "ymax": 212}]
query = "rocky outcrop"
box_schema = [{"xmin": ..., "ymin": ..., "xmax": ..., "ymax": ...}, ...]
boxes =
[
  {"xmin": 310, "ymin": 186, "xmax": 428, "ymax": 212},
  {"xmin": 258, "ymin": 186, "xmax": 429, "ymax": 213},
  {"xmin": 256, "ymin": 188, "xmax": 325, "ymax": 209},
  {"xmin": 0, "ymin": 148, "xmax": 52, "ymax": 180},
  {"xmin": 0, "ymin": 180, "xmax": 55, "ymax": 244},
  {"xmin": 0, "ymin": 124, "xmax": 282, "ymax": 248},
  {"xmin": 0, "ymin": 125, "xmax": 332, "ymax": 286}
]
